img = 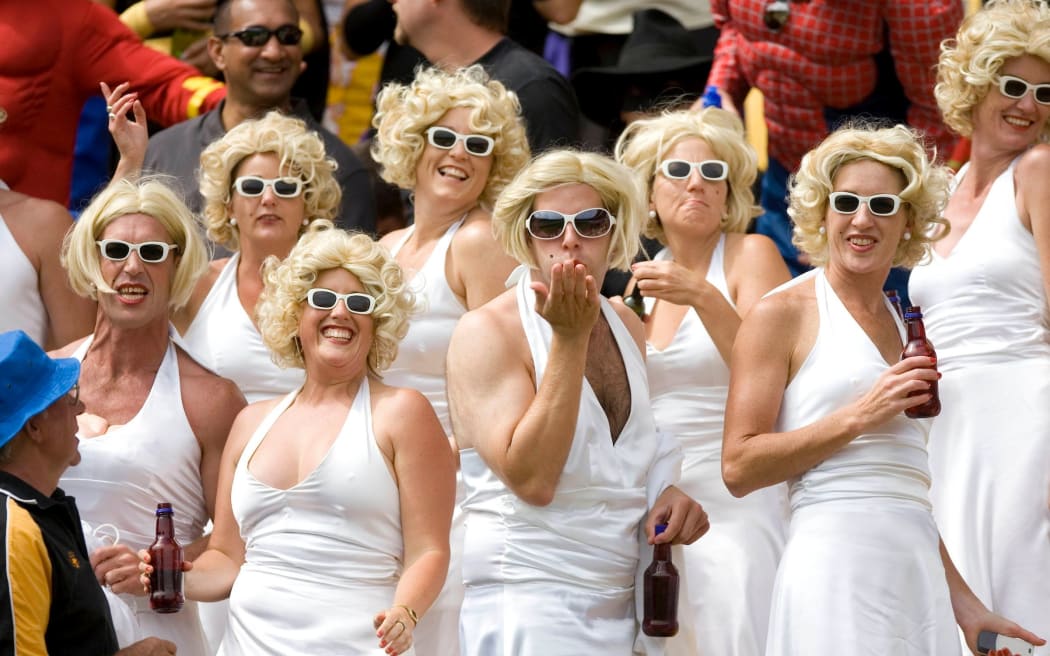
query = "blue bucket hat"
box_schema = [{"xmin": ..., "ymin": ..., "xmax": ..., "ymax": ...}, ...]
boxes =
[{"xmin": 0, "ymin": 330, "xmax": 81, "ymax": 448}]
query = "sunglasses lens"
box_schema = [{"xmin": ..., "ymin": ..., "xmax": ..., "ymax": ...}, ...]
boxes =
[
  {"xmin": 309, "ymin": 289, "xmax": 338, "ymax": 309},
  {"xmin": 665, "ymin": 161, "xmax": 692, "ymax": 178},
  {"xmin": 345, "ymin": 294, "xmax": 373, "ymax": 314},
  {"xmin": 464, "ymin": 136, "xmax": 491, "ymax": 156},
  {"xmin": 832, "ymin": 194, "xmax": 860, "ymax": 213},
  {"xmin": 240, "ymin": 26, "xmax": 271, "ymax": 46},
  {"xmin": 700, "ymin": 161, "xmax": 728, "ymax": 180},
  {"xmin": 273, "ymin": 179, "xmax": 301, "ymax": 197},
  {"xmin": 102, "ymin": 241, "xmax": 131, "ymax": 260},
  {"xmin": 528, "ymin": 212, "xmax": 566, "ymax": 239},
  {"xmin": 430, "ymin": 128, "xmax": 457, "ymax": 149},
  {"xmin": 1037, "ymin": 86, "xmax": 1050, "ymax": 104},
  {"xmin": 138, "ymin": 243, "xmax": 167, "ymax": 262},
  {"xmin": 1002, "ymin": 78, "xmax": 1027, "ymax": 99},
  {"xmin": 237, "ymin": 178, "xmax": 265, "ymax": 196},
  {"xmin": 574, "ymin": 209, "xmax": 612, "ymax": 237},
  {"xmin": 868, "ymin": 196, "xmax": 898, "ymax": 215},
  {"xmin": 275, "ymin": 25, "xmax": 303, "ymax": 45}
]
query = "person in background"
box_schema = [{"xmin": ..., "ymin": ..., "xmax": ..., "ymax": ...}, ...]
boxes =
[
  {"xmin": 908, "ymin": 0, "xmax": 1050, "ymax": 649},
  {"xmin": 447, "ymin": 149, "xmax": 709, "ymax": 654},
  {"xmin": 55, "ymin": 177, "xmax": 245, "ymax": 655},
  {"xmin": 0, "ymin": 0, "xmax": 225, "ymax": 208},
  {"xmin": 0, "ymin": 187, "xmax": 96, "ymax": 349},
  {"xmin": 144, "ymin": 0, "xmax": 375, "ymax": 235},
  {"xmin": 370, "ymin": 63, "xmax": 530, "ymax": 656},
  {"xmin": 700, "ymin": 0, "xmax": 961, "ymax": 287},
  {"xmin": 616, "ymin": 107, "xmax": 790, "ymax": 655},
  {"xmin": 156, "ymin": 228, "xmax": 455, "ymax": 655},
  {"xmin": 722, "ymin": 123, "xmax": 1043, "ymax": 655},
  {"xmin": 390, "ymin": 0, "xmax": 580, "ymax": 153},
  {"xmin": 0, "ymin": 330, "xmax": 178, "ymax": 656}
]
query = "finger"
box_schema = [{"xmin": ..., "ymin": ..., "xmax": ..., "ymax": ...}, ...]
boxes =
[
  {"xmin": 99, "ymin": 81, "xmax": 112, "ymax": 100},
  {"xmin": 132, "ymin": 99, "xmax": 147, "ymax": 125}
]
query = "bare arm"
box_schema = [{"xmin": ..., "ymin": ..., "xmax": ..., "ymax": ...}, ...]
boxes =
[
  {"xmin": 1016, "ymin": 145, "xmax": 1050, "ymax": 308},
  {"xmin": 371, "ymin": 384, "xmax": 456, "ymax": 654},
  {"xmin": 532, "ymin": 0, "xmax": 581, "ymax": 25},
  {"xmin": 721, "ymin": 289, "xmax": 939, "ymax": 497},
  {"xmin": 726, "ymin": 233, "xmax": 792, "ymax": 317},
  {"xmin": 101, "ymin": 82, "xmax": 148, "ymax": 181},
  {"xmin": 448, "ymin": 264, "xmax": 599, "ymax": 506}
]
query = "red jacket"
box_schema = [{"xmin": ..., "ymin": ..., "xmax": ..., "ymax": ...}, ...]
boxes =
[
  {"xmin": 0, "ymin": 0, "xmax": 225, "ymax": 205},
  {"xmin": 708, "ymin": 0, "xmax": 961, "ymax": 171}
]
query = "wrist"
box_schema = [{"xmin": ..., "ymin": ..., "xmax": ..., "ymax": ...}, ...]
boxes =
[{"xmin": 393, "ymin": 603, "xmax": 419, "ymax": 626}]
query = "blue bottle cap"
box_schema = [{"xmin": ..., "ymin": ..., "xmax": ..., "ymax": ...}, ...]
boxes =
[
  {"xmin": 903, "ymin": 306, "xmax": 923, "ymax": 320},
  {"xmin": 655, "ymin": 523, "xmax": 668, "ymax": 535},
  {"xmin": 701, "ymin": 85, "xmax": 722, "ymax": 109}
]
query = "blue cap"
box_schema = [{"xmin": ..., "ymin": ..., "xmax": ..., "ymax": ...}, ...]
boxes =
[
  {"xmin": 701, "ymin": 85, "xmax": 722, "ymax": 109},
  {"xmin": 0, "ymin": 330, "xmax": 80, "ymax": 448},
  {"xmin": 655, "ymin": 523, "xmax": 668, "ymax": 536}
]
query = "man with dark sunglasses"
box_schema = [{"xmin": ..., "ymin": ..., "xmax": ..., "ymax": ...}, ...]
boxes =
[
  {"xmin": 447, "ymin": 151, "xmax": 709, "ymax": 654},
  {"xmin": 144, "ymin": 0, "xmax": 376, "ymax": 238}
]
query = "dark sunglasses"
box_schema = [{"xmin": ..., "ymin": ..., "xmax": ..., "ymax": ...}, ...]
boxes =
[
  {"xmin": 526, "ymin": 208, "xmax": 616, "ymax": 240},
  {"xmin": 233, "ymin": 175, "xmax": 304, "ymax": 198},
  {"xmin": 96, "ymin": 239, "xmax": 179, "ymax": 263},
  {"xmin": 829, "ymin": 192, "xmax": 902, "ymax": 217},
  {"xmin": 659, "ymin": 159, "xmax": 729, "ymax": 181},
  {"xmin": 998, "ymin": 75, "xmax": 1050, "ymax": 105},
  {"xmin": 218, "ymin": 24, "xmax": 303, "ymax": 47},
  {"xmin": 306, "ymin": 288, "xmax": 377, "ymax": 315},
  {"xmin": 425, "ymin": 127, "xmax": 495, "ymax": 157}
]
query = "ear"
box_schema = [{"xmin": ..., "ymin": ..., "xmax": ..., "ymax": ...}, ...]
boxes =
[
  {"xmin": 208, "ymin": 36, "xmax": 227, "ymax": 73},
  {"xmin": 22, "ymin": 411, "xmax": 48, "ymax": 445}
]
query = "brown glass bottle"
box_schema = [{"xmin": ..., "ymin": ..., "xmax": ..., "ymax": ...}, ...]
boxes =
[
  {"xmin": 884, "ymin": 289, "xmax": 904, "ymax": 321},
  {"xmin": 148, "ymin": 502, "xmax": 184, "ymax": 613},
  {"xmin": 624, "ymin": 283, "xmax": 647, "ymax": 321},
  {"xmin": 642, "ymin": 524, "xmax": 679, "ymax": 637},
  {"xmin": 901, "ymin": 306, "xmax": 941, "ymax": 418}
]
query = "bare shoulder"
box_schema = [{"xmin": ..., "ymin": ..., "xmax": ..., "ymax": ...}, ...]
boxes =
[
  {"xmin": 608, "ymin": 297, "xmax": 646, "ymax": 353},
  {"xmin": 743, "ymin": 275, "xmax": 812, "ymax": 336},
  {"xmin": 453, "ymin": 207, "xmax": 497, "ymax": 247},
  {"xmin": 1, "ymin": 191, "xmax": 73, "ymax": 254},
  {"xmin": 455, "ymin": 288, "xmax": 518, "ymax": 338},
  {"xmin": 379, "ymin": 227, "xmax": 409, "ymax": 250},
  {"xmin": 726, "ymin": 232, "xmax": 782, "ymax": 261},
  {"xmin": 369, "ymin": 378, "xmax": 437, "ymax": 425},
  {"xmin": 175, "ymin": 347, "xmax": 247, "ymax": 409},
  {"xmin": 49, "ymin": 336, "xmax": 90, "ymax": 359},
  {"xmin": 1017, "ymin": 143, "xmax": 1050, "ymax": 176}
]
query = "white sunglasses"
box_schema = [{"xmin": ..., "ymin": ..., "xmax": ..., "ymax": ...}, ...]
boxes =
[
  {"xmin": 96, "ymin": 239, "xmax": 179, "ymax": 263},
  {"xmin": 659, "ymin": 159, "xmax": 729, "ymax": 181},
  {"xmin": 305, "ymin": 288, "xmax": 377, "ymax": 314},
  {"xmin": 425, "ymin": 127, "xmax": 495, "ymax": 156},
  {"xmin": 233, "ymin": 175, "xmax": 304, "ymax": 198},
  {"xmin": 998, "ymin": 75, "xmax": 1050, "ymax": 105},
  {"xmin": 829, "ymin": 192, "xmax": 902, "ymax": 217}
]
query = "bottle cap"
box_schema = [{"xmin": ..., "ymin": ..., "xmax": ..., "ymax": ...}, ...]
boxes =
[
  {"xmin": 156, "ymin": 502, "xmax": 173, "ymax": 515},
  {"xmin": 701, "ymin": 85, "xmax": 722, "ymax": 109},
  {"xmin": 903, "ymin": 305, "xmax": 923, "ymax": 319},
  {"xmin": 655, "ymin": 523, "xmax": 668, "ymax": 536},
  {"xmin": 884, "ymin": 289, "xmax": 899, "ymax": 299}
]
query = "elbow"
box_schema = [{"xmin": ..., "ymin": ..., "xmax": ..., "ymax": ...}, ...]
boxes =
[
  {"xmin": 721, "ymin": 458, "xmax": 756, "ymax": 498},
  {"xmin": 513, "ymin": 481, "xmax": 557, "ymax": 507}
]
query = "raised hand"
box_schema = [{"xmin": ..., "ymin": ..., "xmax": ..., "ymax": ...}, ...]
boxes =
[
  {"xmin": 101, "ymin": 81, "xmax": 147, "ymax": 179},
  {"xmin": 531, "ymin": 261, "xmax": 601, "ymax": 339}
]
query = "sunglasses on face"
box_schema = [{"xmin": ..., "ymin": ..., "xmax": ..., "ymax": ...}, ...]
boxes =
[
  {"xmin": 233, "ymin": 176, "xmax": 304, "ymax": 198},
  {"xmin": 526, "ymin": 207, "xmax": 616, "ymax": 240},
  {"xmin": 305, "ymin": 288, "xmax": 377, "ymax": 315},
  {"xmin": 829, "ymin": 192, "xmax": 902, "ymax": 217},
  {"xmin": 659, "ymin": 159, "xmax": 729, "ymax": 181},
  {"xmin": 218, "ymin": 24, "xmax": 303, "ymax": 47},
  {"xmin": 998, "ymin": 75, "xmax": 1050, "ymax": 105},
  {"xmin": 425, "ymin": 127, "xmax": 495, "ymax": 157},
  {"xmin": 96, "ymin": 239, "xmax": 179, "ymax": 263}
]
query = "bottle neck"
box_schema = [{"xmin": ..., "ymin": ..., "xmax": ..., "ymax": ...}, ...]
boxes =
[
  {"xmin": 906, "ymin": 318, "xmax": 927, "ymax": 342},
  {"xmin": 155, "ymin": 514, "xmax": 175, "ymax": 539},
  {"xmin": 653, "ymin": 542, "xmax": 672, "ymax": 561}
]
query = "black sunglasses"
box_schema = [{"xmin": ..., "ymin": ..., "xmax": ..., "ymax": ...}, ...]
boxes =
[{"xmin": 218, "ymin": 24, "xmax": 303, "ymax": 47}]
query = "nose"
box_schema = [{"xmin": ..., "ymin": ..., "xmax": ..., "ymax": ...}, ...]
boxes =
[
  {"xmin": 561, "ymin": 221, "xmax": 584, "ymax": 248},
  {"xmin": 259, "ymin": 183, "xmax": 279, "ymax": 204},
  {"xmin": 685, "ymin": 168, "xmax": 705, "ymax": 191},
  {"xmin": 122, "ymin": 250, "xmax": 146, "ymax": 273},
  {"xmin": 259, "ymin": 34, "xmax": 284, "ymax": 58},
  {"xmin": 1016, "ymin": 88, "xmax": 1040, "ymax": 112}
]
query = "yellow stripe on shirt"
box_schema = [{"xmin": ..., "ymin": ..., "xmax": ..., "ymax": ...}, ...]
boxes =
[{"xmin": 5, "ymin": 499, "xmax": 51, "ymax": 656}]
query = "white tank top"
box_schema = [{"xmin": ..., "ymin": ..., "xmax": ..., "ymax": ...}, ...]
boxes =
[
  {"xmin": 0, "ymin": 213, "xmax": 47, "ymax": 345},
  {"xmin": 909, "ymin": 160, "xmax": 1050, "ymax": 371},
  {"xmin": 384, "ymin": 219, "xmax": 466, "ymax": 435},
  {"xmin": 646, "ymin": 238, "xmax": 733, "ymax": 460},
  {"xmin": 776, "ymin": 269, "xmax": 932, "ymax": 513},
  {"xmin": 61, "ymin": 337, "xmax": 208, "ymax": 548},
  {"xmin": 180, "ymin": 253, "xmax": 304, "ymax": 403}
]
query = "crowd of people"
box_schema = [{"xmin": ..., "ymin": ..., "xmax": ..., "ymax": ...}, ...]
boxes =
[{"xmin": 1, "ymin": 0, "xmax": 1049, "ymax": 655}]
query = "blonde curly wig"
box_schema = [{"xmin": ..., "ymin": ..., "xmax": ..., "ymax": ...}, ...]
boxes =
[
  {"xmin": 198, "ymin": 111, "xmax": 342, "ymax": 252},
  {"xmin": 615, "ymin": 107, "xmax": 761, "ymax": 242},
  {"xmin": 936, "ymin": 0, "xmax": 1050, "ymax": 141},
  {"xmin": 492, "ymin": 149, "xmax": 647, "ymax": 272},
  {"xmin": 255, "ymin": 223, "xmax": 415, "ymax": 376},
  {"xmin": 371, "ymin": 65, "xmax": 530, "ymax": 208},
  {"xmin": 789, "ymin": 123, "xmax": 951, "ymax": 269},
  {"xmin": 62, "ymin": 176, "xmax": 208, "ymax": 311}
]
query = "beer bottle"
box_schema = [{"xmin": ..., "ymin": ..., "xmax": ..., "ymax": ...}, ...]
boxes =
[
  {"xmin": 148, "ymin": 502, "xmax": 184, "ymax": 613},
  {"xmin": 642, "ymin": 524, "xmax": 679, "ymax": 637},
  {"xmin": 901, "ymin": 306, "xmax": 941, "ymax": 418}
]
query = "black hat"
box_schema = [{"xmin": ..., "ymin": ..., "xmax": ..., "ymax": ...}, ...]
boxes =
[{"xmin": 571, "ymin": 9, "xmax": 713, "ymax": 126}]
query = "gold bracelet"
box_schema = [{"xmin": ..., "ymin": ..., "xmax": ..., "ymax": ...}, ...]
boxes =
[{"xmin": 394, "ymin": 604, "xmax": 419, "ymax": 626}]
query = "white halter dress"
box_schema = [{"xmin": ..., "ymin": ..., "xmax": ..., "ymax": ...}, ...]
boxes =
[
  {"xmin": 384, "ymin": 218, "xmax": 467, "ymax": 656},
  {"xmin": 0, "ymin": 213, "xmax": 47, "ymax": 345},
  {"xmin": 645, "ymin": 240, "xmax": 788, "ymax": 656},
  {"xmin": 60, "ymin": 337, "xmax": 210, "ymax": 656},
  {"xmin": 459, "ymin": 269, "xmax": 681, "ymax": 655},
  {"xmin": 219, "ymin": 379, "xmax": 410, "ymax": 655},
  {"xmin": 764, "ymin": 269, "xmax": 959, "ymax": 655},
  {"xmin": 909, "ymin": 160, "xmax": 1050, "ymax": 648},
  {"xmin": 180, "ymin": 253, "xmax": 304, "ymax": 403}
]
